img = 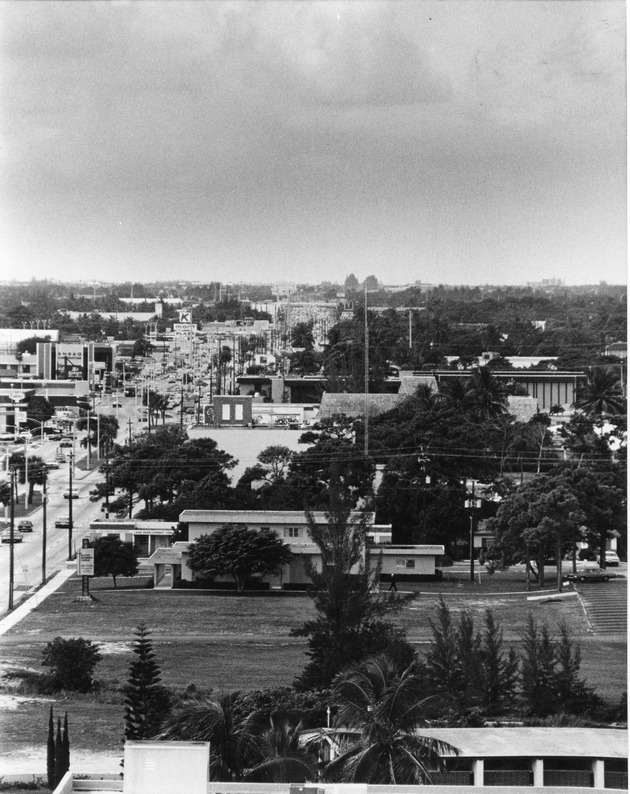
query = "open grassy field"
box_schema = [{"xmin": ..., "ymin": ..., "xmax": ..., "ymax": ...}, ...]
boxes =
[{"xmin": 0, "ymin": 569, "xmax": 625, "ymax": 772}]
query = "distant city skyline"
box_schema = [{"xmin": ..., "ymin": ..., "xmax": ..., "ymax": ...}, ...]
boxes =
[{"xmin": 1, "ymin": 1, "xmax": 626, "ymax": 286}]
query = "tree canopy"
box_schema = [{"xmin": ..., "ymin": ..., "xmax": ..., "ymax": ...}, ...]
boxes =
[{"xmin": 187, "ymin": 524, "xmax": 292, "ymax": 594}]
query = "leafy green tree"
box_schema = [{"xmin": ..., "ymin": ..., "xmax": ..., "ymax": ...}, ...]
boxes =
[
  {"xmin": 187, "ymin": 524, "xmax": 292, "ymax": 594},
  {"xmin": 292, "ymin": 487, "xmax": 415, "ymax": 690},
  {"xmin": 16, "ymin": 335, "xmax": 52, "ymax": 356},
  {"xmin": 123, "ymin": 623, "xmax": 171, "ymax": 740},
  {"xmin": 91, "ymin": 536, "xmax": 139, "ymax": 587},
  {"xmin": 324, "ymin": 655, "xmax": 458, "ymax": 784},
  {"xmin": 26, "ymin": 395, "xmax": 54, "ymax": 430},
  {"xmin": 42, "ymin": 637, "xmax": 102, "ymax": 692}
]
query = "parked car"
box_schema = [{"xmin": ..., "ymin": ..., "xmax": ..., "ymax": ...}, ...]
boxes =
[
  {"xmin": 48, "ymin": 433, "xmax": 63, "ymax": 441},
  {"xmin": 17, "ymin": 520, "xmax": 33, "ymax": 532},
  {"xmin": 564, "ymin": 568, "xmax": 618, "ymax": 583},
  {"xmin": 112, "ymin": 401, "xmax": 123, "ymax": 408},
  {"xmin": 55, "ymin": 515, "xmax": 71, "ymax": 528},
  {"xmin": 287, "ymin": 418, "xmax": 300, "ymax": 429},
  {"xmin": 599, "ymin": 550, "xmax": 620, "ymax": 567},
  {"xmin": 63, "ymin": 489, "xmax": 79, "ymax": 499},
  {"xmin": 59, "ymin": 439, "xmax": 73, "ymax": 448},
  {"xmin": 273, "ymin": 418, "xmax": 289, "ymax": 427},
  {"xmin": 1, "ymin": 529, "xmax": 23, "ymax": 543}
]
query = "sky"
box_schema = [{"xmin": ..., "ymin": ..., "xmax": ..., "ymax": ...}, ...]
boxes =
[{"xmin": 0, "ymin": 1, "xmax": 626, "ymax": 287}]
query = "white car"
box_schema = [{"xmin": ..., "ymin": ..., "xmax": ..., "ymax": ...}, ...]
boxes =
[
  {"xmin": 599, "ymin": 550, "xmax": 620, "ymax": 567},
  {"xmin": 63, "ymin": 489, "xmax": 80, "ymax": 499}
]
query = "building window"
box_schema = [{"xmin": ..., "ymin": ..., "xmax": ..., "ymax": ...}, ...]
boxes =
[
  {"xmin": 235, "ymin": 404, "xmax": 243, "ymax": 421},
  {"xmin": 222, "ymin": 404, "xmax": 230, "ymax": 420},
  {"xmin": 396, "ymin": 559, "xmax": 415, "ymax": 569},
  {"xmin": 285, "ymin": 527, "xmax": 300, "ymax": 538}
]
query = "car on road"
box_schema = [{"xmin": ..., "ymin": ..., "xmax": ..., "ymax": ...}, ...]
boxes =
[
  {"xmin": 17, "ymin": 520, "xmax": 33, "ymax": 532},
  {"xmin": 564, "ymin": 568, "xmax": 618, "ymax": 583},
  {"xmin": 45, "ymin": 459, "xmax": 60, "ymax": 469},
  {"xmin": 59, "ymin": 439, "xmax": 73, "ymax": 448},
  {"xmin": 1, "ymin": 529, "xmax": 23, "ymax": 543},
  {"xmin": 47, "ymin": 433, "xmax": 63, "ymax": 441},
  {"xmin": 55, "ymin": 515, "xmax": 71, "ymax": 528},
  {"xmin": 598, "ymin": 550, "xmax": 620, "ymax": 567},
  {"xmin": 112, "ymin": 401, "xmax": 123, "ymax": 408},
  {"xmin": 63, "ymin": 489, "xmax": 80, "ymax": 499}
]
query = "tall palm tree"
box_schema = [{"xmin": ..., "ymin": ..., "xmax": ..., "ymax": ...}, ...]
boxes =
[
  {"xmin": 322, "ymin": 655, "xmax": 458, "ymax": 784},
  {"xmin": 574, "ymin": 368, "xmax": 625, "ymax": 416},
  {"xmin": 464, "ymin": 366, "xmax": 508, "ymax": 420}
]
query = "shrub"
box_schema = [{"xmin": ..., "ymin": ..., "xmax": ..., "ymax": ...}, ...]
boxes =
[{"xmin": 41, "ymin": 637, "xmax": 102, "ymax": 692}]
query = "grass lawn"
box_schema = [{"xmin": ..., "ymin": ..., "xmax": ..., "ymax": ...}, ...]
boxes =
[{"xmin": 0, "ymin": 569, "xmax": 625, "ymax": 765}]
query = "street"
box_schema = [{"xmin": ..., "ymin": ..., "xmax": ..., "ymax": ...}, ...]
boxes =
[{"xmin": 0, "ymin": 453, "xmax": 104, "ymax": 618}]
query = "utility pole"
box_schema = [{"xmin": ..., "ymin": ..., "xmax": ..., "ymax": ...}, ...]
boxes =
[
  {"xmin": 105, "ymin": 462, "xmax": 111, "ymax": 519},
  {"xmin": 42, "ymin": 472, "xmax": 47, "ymax": 584},
  {"xmin": 364, "ymin": 282, "xmax": 369, "ymax": 458},
  {"xmin": 68, "ymin": 452, "xmax": 74, "ymax": 561},
  {"xmin": 8, "ymin": 468, "xmax": 15, "ymax": 611},
  {"xmin": 24, "ymin": 436, "xmax": 29, "ymax": 508}
]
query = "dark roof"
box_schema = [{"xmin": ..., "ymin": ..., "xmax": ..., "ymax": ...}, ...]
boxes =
[{"xmin": 319, "ymin": 392, "xmax": 405, "ymax": 419}]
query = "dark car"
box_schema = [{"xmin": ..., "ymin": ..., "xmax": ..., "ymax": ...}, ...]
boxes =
[
  {"xmin": 17, "ymin": 520, "xmax": 33, "ymax": 532},
  {"xmin": 564, "ymin": 568, "xmax": 618, "ymax": 584},
  {"xmin": 55, "ymin": 515, "xmax": 71, "ymax": 529}
]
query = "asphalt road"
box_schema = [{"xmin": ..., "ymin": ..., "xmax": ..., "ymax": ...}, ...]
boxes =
[{"xmin": 0, "ymin": 458, "xmax": 104, "ymax": 619}]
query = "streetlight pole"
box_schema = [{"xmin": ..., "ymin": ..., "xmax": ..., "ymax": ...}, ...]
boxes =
[
  {"xmin": 42, "ymin": 471, "xmax": 47, "ymax": 584},
  {"xmin": 68, "ymin": 451, "xmax": 74, "ymax": 561}
]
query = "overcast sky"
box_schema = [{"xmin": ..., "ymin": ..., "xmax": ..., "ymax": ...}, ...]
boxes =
[{"xmin": 1, "ymin": 1, "xmax": 626, "ymax": 287}]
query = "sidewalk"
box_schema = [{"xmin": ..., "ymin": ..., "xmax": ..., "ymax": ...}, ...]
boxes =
[{"xmin": 0, "ymin": 567, "xmax": 75, "ymax": 636}]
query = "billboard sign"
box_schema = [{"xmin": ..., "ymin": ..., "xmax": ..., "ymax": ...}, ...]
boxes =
[
  {"xmin": 56, "ymin": 344, "xmax": 85, "ymax": 380},
  {"xmin": 76, "ymin": 547, "xmax": 95, "ymax": 576}
]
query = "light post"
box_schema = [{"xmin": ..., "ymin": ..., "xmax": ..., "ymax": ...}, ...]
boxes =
[
  {"xmin": 67, "ymin": 451, "xmax": 74, "ymax": 561},
  {"xmin": 8, "ymin": 467, "xmax": 16, "ymax": 611},
  {"xmin": 41, "ymin": 470, "xmax": 47, "ymax": 584}
]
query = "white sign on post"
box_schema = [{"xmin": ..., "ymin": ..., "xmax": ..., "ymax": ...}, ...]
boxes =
[{"xmin": 77, "ymin": 547, "xmax": 95, "ymax": 576}]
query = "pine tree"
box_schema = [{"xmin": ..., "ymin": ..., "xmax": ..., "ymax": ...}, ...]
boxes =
[
  {"xmin": 291, "ymin": 483, "xmax": 415, "ymax": 690},
  {"xmin": 61, "ymin": 712, "xmax": 70, "ymax": 775},
  {"xmin": 46, "ymin": 706, "xmax": 55, "ymax": 789},
  {"xmin": 54, "ymin": 718, "xmax": 64, "ymax": 786},
  {"xmin": 479, "ymin": 609, "xmax": 519, "ymax": 710},
  {"xmin": 425, "ymin": 597, "xmax": 463, "ymax": 698},
  {"xmin": 123, "ymin": 623, "xmax": 171, "ymax": 740},
  {"xmin": 457, "ymin": 611, "xmax": 482, "ymax": 707},
  {"xmin": 553, "ymin": 621, "xmax": 593, "ymax": 711},
  {"xmin": 520, "ymin": 615, "xmax": 557, "ymax": 715}
]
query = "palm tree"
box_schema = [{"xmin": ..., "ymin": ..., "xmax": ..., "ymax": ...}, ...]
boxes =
[
  {"xmin": 574, "ymin": 368, "xmax": 625, "ymax": 416},
  {"xmin": 158, "ymin": 693, "xmax": 260, "ymax": 780},
  {"xmin": 158, "ymin": 695, "xmax": 316, "ymax": 783},
  {"xmin": 322, "ymin": 655, "xmax": 458, "ymax": 784},
  {"xmin": 464, "ymin": 366, "xmax": 508, "ymax": 420},
  {"xmin": 244, "ymin": 716, "xmax": 318, "ymax": 783}
]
